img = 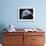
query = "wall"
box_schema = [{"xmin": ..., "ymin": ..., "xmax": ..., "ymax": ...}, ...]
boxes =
[
  {"xmin": 0, "ymin": 0, "xmax": 46, "ymax": 30},
  {"xmin": 0, "ymin": 0, "xmax": 46, "ymax": 43}
]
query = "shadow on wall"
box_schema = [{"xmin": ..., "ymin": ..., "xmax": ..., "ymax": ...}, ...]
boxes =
[{"xmin": 0, "ymin": 24, "xmax": 7, "ymax": 43}]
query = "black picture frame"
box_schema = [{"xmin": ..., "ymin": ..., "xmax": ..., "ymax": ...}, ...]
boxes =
[{"xmin": 18, "ymin": 7, "xmax": 35, "ymax": 21}]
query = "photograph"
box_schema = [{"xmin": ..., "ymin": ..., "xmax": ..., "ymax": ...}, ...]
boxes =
[{"xmin": 18, "ymin": 7, "xmax": 35, "ymax": 21}]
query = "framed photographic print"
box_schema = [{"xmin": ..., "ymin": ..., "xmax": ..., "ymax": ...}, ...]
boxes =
[{"xmin": 18, "ymin": 7, "xmax": 35, "ymax": 21}]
